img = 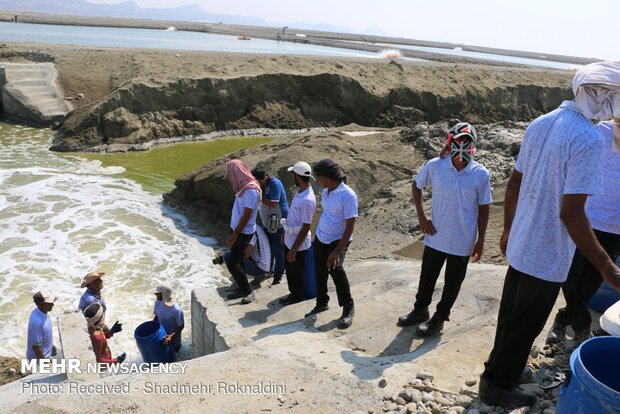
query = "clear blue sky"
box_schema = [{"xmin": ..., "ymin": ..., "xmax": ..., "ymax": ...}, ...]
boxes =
[{"xmin": 88, "ymin": 0, "xmax": 619, "ymax": 60}]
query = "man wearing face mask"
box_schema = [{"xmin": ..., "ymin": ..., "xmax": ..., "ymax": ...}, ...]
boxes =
[
  {"xmin": 279, "ymin": 161, "xmax": 316, "ymax": 306},
  {"xmin": 479, "ymin": 61, "xmax": 620, "ymax": 408},
  {"xmin": 398, "ymin": 122, "xmax": 492, "ymax": 337},
  {"xmin": 548, "ymin": 117, "xmax": 620, "ymax": 344}
]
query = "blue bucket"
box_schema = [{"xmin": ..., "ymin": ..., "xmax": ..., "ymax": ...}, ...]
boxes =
[
  {"xmin": 304, "ymin": 244, "xmax": 317, "ymax": 299},
  {"xmin": 588, "ymin": 282, "xmax": 620, "ymax": 313},
  {"xmin": 556, "ymin": 337, "xmax": 620, "ymax": 414},
  {"xmin": 134, "ymin": 321, "xmax": 175, "ymax": 363}
]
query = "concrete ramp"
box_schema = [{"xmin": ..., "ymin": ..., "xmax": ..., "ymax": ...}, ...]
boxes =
[{"xmin": 0, "ymin": 63, "xmax": 72, "ymax": 126}]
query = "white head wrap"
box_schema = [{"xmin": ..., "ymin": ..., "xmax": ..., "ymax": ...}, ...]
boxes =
[
  {"xmin": 572, "ymin": 61, "xmax": 620, "ymax": 121},
  {"xmin": 155, "ymin": 283, "xmax": 175, "ymax": 306}
]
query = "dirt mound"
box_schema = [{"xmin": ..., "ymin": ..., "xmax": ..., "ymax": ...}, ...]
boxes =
[
  {"xmin": 164, "ymin": 121, "xmax": 525, "ymax": 264},
  {"xmin": 50, "ymin": 70, "xmax": 570, "ymax": 152}
]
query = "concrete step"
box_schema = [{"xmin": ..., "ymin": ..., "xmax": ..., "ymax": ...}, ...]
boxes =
[
  {"xmin": 1, "ymin": 63, "xmax": 70, "ymax": 125},
  {"xmin": 10, "ymin": 79, "xmax": 49, "ymax": 87}
]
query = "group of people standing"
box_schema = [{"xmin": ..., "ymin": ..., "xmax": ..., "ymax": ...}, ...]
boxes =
[
  {"xmin": 223, "ymin": 60, "xmax": 620, "ymax": 408},
  {"xmin": 27, "ymin": 272, "xmax": 185, "ymax": 364},
  {"xmin": 223, "ymin": 158, "xmax": 358, "ymax": 329}
]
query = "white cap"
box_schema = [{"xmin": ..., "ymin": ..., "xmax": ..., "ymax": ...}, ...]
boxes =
[{"xmin": 287, "ymin": 161, "xmax": 314, "ymax": 180}]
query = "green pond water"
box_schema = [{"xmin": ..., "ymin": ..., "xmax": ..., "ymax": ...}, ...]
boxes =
[{"xmin": 80, "ymin": 137, "xmax": 273, "ymax": 194}]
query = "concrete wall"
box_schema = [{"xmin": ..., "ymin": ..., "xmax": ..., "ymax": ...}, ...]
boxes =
[{"xmin": 191, "ymin": 288, "xmax": 250, "ymax": 358}]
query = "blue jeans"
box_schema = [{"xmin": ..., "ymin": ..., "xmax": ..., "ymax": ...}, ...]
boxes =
[
  {"xmin": 267, "ymin": 227, "xmax": 285, "ymax": 277},
  {"xmin": 223, "ymin": 252, "xmax": 266, "ymax": 278}
]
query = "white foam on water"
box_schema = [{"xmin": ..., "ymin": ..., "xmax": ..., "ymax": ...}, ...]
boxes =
[{"xmin": 0, "ymin": 124, "xmax": 225, "ymax": 359}]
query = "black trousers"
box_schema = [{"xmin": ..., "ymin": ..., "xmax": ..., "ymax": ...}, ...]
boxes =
[
  {"xmin": 556, "ymin": 229, "xmax": 620, "ymax": 331},
  {"xmin": 225, "ymin": 232, "xmax": 254, "ymax": 296},
  {"xmin": 483, "ymin": 267, "xmax": 561, "ymax": 387},
  {"xmin": 314, "ymin": 238, "xmax": 353, "ymax": 308},
  {"xmin": 413, "ymin": 246, "xmax": 470, "ymax": 321},
  {"xmin": 284, "ymin": 246, "xmax": 307, "ymax": 300}
]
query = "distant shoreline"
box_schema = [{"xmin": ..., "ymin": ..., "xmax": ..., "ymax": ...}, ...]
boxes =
[{"xmin": 0, "ymin": 9, "xmax": 599, "ymax": 66}]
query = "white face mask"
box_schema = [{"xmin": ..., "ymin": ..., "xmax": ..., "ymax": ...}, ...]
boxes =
[{"xmin": 575, "ymin": 86, "xmax": 619, "ymax": 121}]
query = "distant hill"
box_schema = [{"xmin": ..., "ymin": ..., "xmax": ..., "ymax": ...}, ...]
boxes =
[{"xmin": 0, "ymin": 0, "xmax": 270, "ymax": 25}]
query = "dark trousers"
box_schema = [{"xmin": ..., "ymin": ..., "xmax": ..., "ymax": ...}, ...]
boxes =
[
  {"xmin": 267, "ymin": 227, "xmax": 285, "ymax": 277},
  {"xmin": 556, "ymin": 229, "xmax": 620, "ymax": 331},
  {"xmin": 413, "ymin": 246, "xmax": 470, "ymax": 321},
  {"xmin": 225, "ymin": 232, "xmax": 254, "ymax": 296},
  {"xmin": 314, "ymin": 238, "xmax": 353, "ymax": 308},
  {"xmin": 483, "ymin": 267, "xmax": 561, "ymax": 387},
  {"xmin": 284, "ymin": 246, "xmax": 307, "ymax": 299}
]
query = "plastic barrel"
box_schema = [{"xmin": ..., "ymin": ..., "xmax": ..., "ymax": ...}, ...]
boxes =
[
  {"xmin": 587, "ymin": 282, "xmax": 620, "ymax": 313},
  {"xmin": 556, "ymin": 337, "xmax": 620, "ymax": 414},
  {"xmin": 134, "ymin": 321, "xmax": 175, "ymax": 363},
  {"xmin": 304, "ymin": 244, "xmax": 317, "ymax": 299}
]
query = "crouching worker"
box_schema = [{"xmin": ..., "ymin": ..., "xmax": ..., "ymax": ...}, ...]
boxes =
[
  {"xmin": 398, "ymin": 122, "xmax": 492, "ymax": 336},
  {"xmin": 154, "ymin": 283, "xmax": 184, "ymax": 353},
  {"xmin": 83, "ymin": 302, "xmax": 125, "ymax": 364},
  {"xmin": 221, "ymin": 225, "xmax": 272, "ymax": 286}
]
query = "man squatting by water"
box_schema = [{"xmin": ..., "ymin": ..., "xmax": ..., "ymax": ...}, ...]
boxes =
[
  {"xmin": 305, "ymin": 159, "xmax": 358, "ymax": 329},
  {"xmin": 478, "ymin": 61, "xmax": 620, "ymax": 407},
  {"xmin": 398, "ymin": 122, "xmax": 492, "ymax": 336}
]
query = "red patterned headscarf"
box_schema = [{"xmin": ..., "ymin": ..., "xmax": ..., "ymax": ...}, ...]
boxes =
[{"xmin": 226, "ymin": 160, "xmax": 262, "ymax": 199}]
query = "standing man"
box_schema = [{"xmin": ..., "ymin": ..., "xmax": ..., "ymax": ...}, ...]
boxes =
[
  {"xmin": 548, "ymin": 118, "xmax": 620, "ymax": 344},
  {"xmin": 398, "ymin": 122, "xmax": 492, "ymax": 336},
  {"xmin": 305, "ymin": 159, "xmax": 357, "ymax": 329},
  {"xmin": 479, "ymin": 61, "xmax": 620, "ymax": 408},
  {"xmin": 280, "ymin": 161, "xmax": 316, "ymax": 306},
  {"xmin": 27, "ymin": 291, "xmax": 56, "ymax": 361},
  {"xmin": 225, "ymin": 159, "xmax": 262, "ymax": 304},
  {"xmin": 78, "ymin": 271, "xmax": 107, "ymax": 313},
  {"xmin": 252, "ymin": 169, "xmax": 289, "ymax": 285},
  {"xmin": 153, "ymin": 283, "xmax": 185, "ymax": 353}
]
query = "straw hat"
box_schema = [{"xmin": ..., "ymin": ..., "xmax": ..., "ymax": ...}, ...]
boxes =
[{"xmin": 80, "ymin": 271, "xmax": 105, "ymax": 289}]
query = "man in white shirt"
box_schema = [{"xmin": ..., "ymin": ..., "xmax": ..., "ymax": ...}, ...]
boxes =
[
  {"xmin": 27, "ymin": 291, "xmax": 57, "ymax": 361},
  {"xmin": 479, "ymin": 62, "xmax": 620, "ymax": 408},
  {"xmin": 548, "ymin": 119, "xmax": 620, "ymax": 344},
  {"xmin": 398, "ymin": 122, "xmax": 492, "ymax": 337},
  {"xmin": 280, "ymin": 161, "xmax": 316, "ymax": 306},
  {"xmin": 304, "ymin": 159, "xmax": 358, "ymax": 329}
]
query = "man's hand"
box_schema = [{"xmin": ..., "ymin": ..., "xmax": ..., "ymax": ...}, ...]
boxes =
[
  {"xmin": 471, "ymin": 240, "xmax": 484, "ymax": 262},
  {"xmin": 419, "ymin": 215, "xmax": 437, "ymax": 235},
  {"xmin": 109, "ymin": 321, "xmax": 123, "ymax": 334},
  {"xmin": 602, "ymin": 263, "xmax": 620, "ymax": 292},
  {"xmin": 243, "ymin": 245, "xmax": 253, "ymax": 260},
  {"xmin": 162, "ymin": 334, "xmax": 173, "ymax": 345},
  {"xmin": 500, "ymin": 229, "xmax": 510, "ymax": 256},
  {"xmin": 327, "ymin": 251, "xmax": 340, "ymax": 270},
  {"xmin": 227, "ymin": 233, "xmax": 238, "ymax": 248},
  {"xmin": 287, "ymin": 249, "xmax": 296, "ymax": 263}
]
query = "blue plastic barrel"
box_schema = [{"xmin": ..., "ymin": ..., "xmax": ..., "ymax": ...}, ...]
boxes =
[
  {"xmin": 134, "ymin": 321, "xmax": 175, "ymax": 363},
  {"xmin": 588, "ymin": 282, "xmax": 620, "ymax": 313},
  {"xmin": 304, "ymin": 244, "xmax": 317, "ymax": 299},
  {"xmin": 556, "ymin": 337, "xmax": 620, "ymax": 414}
]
